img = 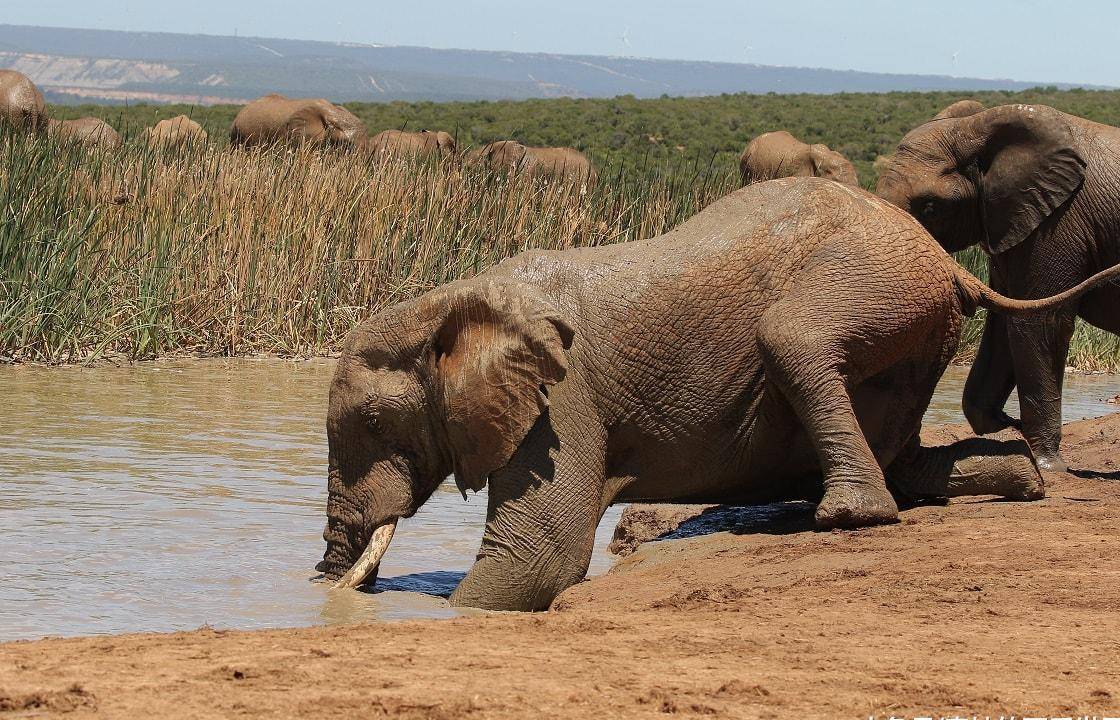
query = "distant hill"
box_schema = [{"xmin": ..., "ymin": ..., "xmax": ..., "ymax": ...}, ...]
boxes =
[{"xmin": 0, "ymin": 24, "xmax": 1101, "ymax": 106}]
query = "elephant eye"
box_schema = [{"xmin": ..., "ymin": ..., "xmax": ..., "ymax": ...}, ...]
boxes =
[{"xmin": 920, "ymin": 200, "xmax": 936, "ymax": 218}]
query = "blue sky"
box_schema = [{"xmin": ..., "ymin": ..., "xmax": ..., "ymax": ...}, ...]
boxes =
[{"xmin": 5, "ymin": 1, "xmax": 1114, "ymax": 86}]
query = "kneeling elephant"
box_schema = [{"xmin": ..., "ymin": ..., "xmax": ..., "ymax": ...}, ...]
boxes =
[{"xmin": 318, "ymin": 178, "xmax": 1120, "ymax": 611}]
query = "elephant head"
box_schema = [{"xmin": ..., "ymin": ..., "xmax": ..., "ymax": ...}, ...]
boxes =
[
  {"xmin": 808, "ymin": 144, "xmax": 859, "ymax": 186},
  {"xmin": 876, "ymin": 105, "xmax": 1086, "ymax": 254},
  {"xmin": 310, "ymin": 101, "xmax": 367, "ymax": 148},
  {"xmin": 316, "ymin": 279, "xmax": 574, "ymax": 588}
]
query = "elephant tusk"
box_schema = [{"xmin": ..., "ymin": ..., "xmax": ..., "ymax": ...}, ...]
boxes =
[{"xmin": 332, "ymin": 519, "xmax": 398, "ymax": 590}]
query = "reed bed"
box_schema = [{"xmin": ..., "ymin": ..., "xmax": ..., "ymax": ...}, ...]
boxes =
[
  {"xmin": 2, "ymin": 132, "xmax": 1117, "ymax": 371},
  {"xmin": 0, "ymin": 133, "xmax": 731, "ymax": 363}
]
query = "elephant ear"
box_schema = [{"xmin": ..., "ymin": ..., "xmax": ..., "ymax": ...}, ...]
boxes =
[
  {"xmin": 964, "ymin": 106, "xmax": 1086, "ymax": 254},
  {"xmin": 288, "ymin": 106, "xmax": 325, "ymax": 142},
  {"xmin": 808, "ymin": 144, "xmax": 832, "ymax": 176},
  {"xmin": 436, "ymin": 132, "xmax": 456, "ymax": 154},
  {"xmin": 430, "ymin": 281, "xmax": 575, "ymax": 494}
]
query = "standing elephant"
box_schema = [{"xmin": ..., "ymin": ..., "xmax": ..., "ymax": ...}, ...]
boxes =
[
  {"xmin": 48, "ymin": 117, "xmax": 122, "ymax": 150},
  {"xmin": 318, "ymin": 177, "xmax": 1119, "ymax": 611},
  {"xmin": 368, "ymin": 129, "xmax": 456, "ymax": 161},
  {"xmin": 876, "ymin": 104, "xmax": 1120, "ymax": 471},
  {"xmin": 475, "ymin": 140, "xmax": 597, "ymax": 185},
  {"xmin": 740, "ymin": 131, "xmax": 858, "ymax": 187},
  {"xmin": 0, "ymin": 69, "xmax": 47, "ymax": 133},
  {"xmin": 229, "ymin": 94, "xmax": 367, "ymax": 150},
  {"xmin": 145, "ymin": 115, "xmax": 207, "ymax": 149}
]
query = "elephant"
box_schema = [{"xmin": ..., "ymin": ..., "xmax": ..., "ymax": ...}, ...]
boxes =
[
  {"xmin": 317, "ymin": 177, "xmax": 1120, "ymax": 611},
  {"xmin": 47, "ymin": 117, "xmax": 122, "ymax": 150},
  {"xmin": 740, "ymin": 131, "xmax": 858, "ymax": 187},
  {"xmin": 0, "ymin": 69, "xmax": 47, "ymax": 133},
  {"xmin": 876, "ymin": 104, "xmax": 1120, "ymax": 472},
  {"xmin": 368, "ymin": 129, "xmax": 456, "ymax": 161},
  {"xmin": 932, "ymin": 99, "xmax": 985, "ymax": 120},
  {"xmin": 144, "ymin": 115, "xmax": 207, "ymax": 149},
  {"xmin": 229, "ymin": 94, "xmax": 367, "ymax": 150},
  {"xmin": 474, "ymin": 140, "xmax": 598, "ymax": 185}
]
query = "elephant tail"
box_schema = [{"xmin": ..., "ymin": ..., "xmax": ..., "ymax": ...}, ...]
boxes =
[{"xmin": 953, "ymin": 262, "xmax": 1120, "ymax": 317}]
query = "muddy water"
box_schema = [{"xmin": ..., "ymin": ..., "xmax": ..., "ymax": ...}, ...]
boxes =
[{"xmin": 1, "ymin": 361, "xmax": 1117, "ymax": 641}]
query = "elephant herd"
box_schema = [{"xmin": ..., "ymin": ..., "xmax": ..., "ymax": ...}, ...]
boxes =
[
  {"xmin": 0, "ymin": 70, "xmax": 596, "ymax": 184},
  {"xmin": 1, "ymin": 69, "xmax": 206, "ymax": 150},
  {"xmin": 320, "ymin": 98, "xmax": 1120, "ymax": 612},
  {"xmin": 227, "ymin": 93, "xmax": 598, "ymax": 182}
]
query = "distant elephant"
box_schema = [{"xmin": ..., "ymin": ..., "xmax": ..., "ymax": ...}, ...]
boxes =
[
  {"xmin": 229, "ymin": 94, "xmax": 367, "ymax": 150},
  {"xmin": 368, "ymin": 129, "xmax": 456, "ymax": 161},
  {"xmin": 0, "ymin": 69, "xmax": 47, "ymax": 133},
  {"xmin": 932, "ymin": 99, "xmax": 986, "ymax": 120},
  {"xmin": 145, "ymin": 115, "xmax": 207, "ymax": 149},
  {"xmin": 876, "ymin": 104, "xmax": 1120, "ymax": 471},
  {"xmin": 740, "ymin": 131, "xmax": 858, "ymax": 187},
  {"xmin": 475, "ymin": 140, "xmax": 597, "ymax": 185},
  {"xmin": 48, "ymin": 117, "xmax": 122, "ymax": 150},
  {"xmin": 318, "ymin": 177, "xmax": 1119, "ymax": 611}
]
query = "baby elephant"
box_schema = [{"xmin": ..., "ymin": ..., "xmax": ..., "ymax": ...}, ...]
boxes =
[
  {"xmin": 319, "ymin": 178, "xmax": 1119, "ymax": 611},
  {"xmin": 740, "ymin": 130, "xmax": 858, "ymax": 187}
]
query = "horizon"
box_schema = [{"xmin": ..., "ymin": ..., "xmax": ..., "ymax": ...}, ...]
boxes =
[{"xmin": 2, "ymin": 1, "xmax": 1116, "ymax": 87}]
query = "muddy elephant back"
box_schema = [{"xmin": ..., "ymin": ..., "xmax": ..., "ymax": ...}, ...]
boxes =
[{"xmin": 0, "ymin": 70, "xmax": 47, "ymax": 133}]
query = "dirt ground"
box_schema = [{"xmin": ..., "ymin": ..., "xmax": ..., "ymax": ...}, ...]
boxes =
[{"xmin": 3, "ymin": 416, "xmax": 1120, "ymax": 719}]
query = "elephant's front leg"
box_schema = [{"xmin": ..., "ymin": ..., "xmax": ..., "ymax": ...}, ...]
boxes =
[
  {"xmin": 887, "ymin": 435, "xmax": 1045, "ymax": 502},
  {"xmin": 963, "ymin": 311, "xmax": 1018, "ymax": 435},
  {"xmin": 449, "ymin": 414, "xmax": 606, "ymax": 611},
  {"xmin": 1006, "ymin": 311, "xmax": 1076, "ymax": 472}
]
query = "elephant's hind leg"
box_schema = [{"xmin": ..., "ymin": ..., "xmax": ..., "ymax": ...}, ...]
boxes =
[
  {"xmin": 757, "ymin": 312, "xmax": 899, "ymax": 530},
  {"xmin": 887, "ymin": 435, "xmax": 1045, "ymax": 502}
]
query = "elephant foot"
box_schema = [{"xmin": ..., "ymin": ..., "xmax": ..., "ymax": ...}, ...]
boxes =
[
  {"xmin": 988, "ymin": 455, "xmax": 1047, "ymax": 501},
  {"xmin": 1035, "ymin": 453, "xmax": 1069, "ymax": 474},
  {"xmin": 815, "ymin": 482, "xmax": 899, "ymax": 530}
]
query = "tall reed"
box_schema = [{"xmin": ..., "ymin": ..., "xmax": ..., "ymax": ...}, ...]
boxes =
[
  {"xmin": 2, "ymin": 132, "xmax": 1117, "ymax": 370},
  {"xmin": 0, "ymin": 133, "xmax": 732, "ymax": 363}
]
